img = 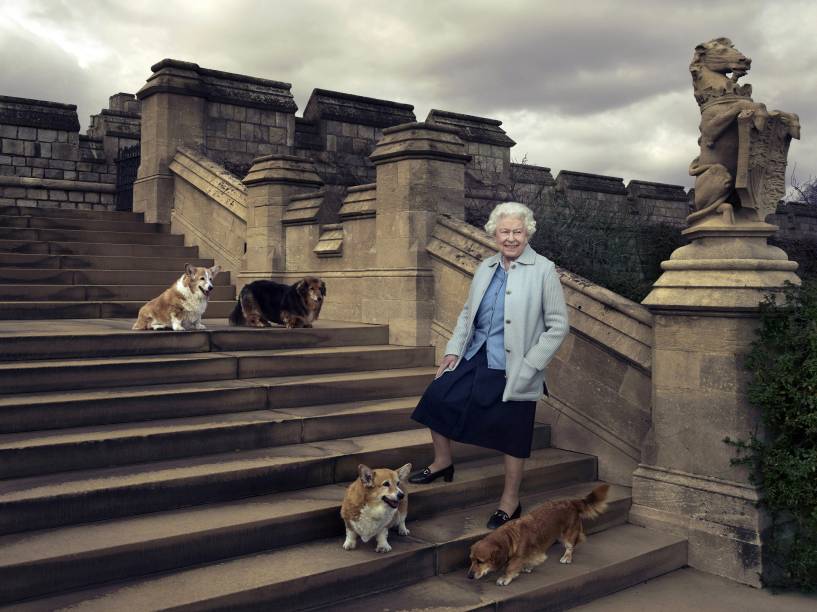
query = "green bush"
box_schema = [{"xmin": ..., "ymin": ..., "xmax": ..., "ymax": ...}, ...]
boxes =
[{"xmin": 727, "ymin": 280, "xmax": 817, "ymax": 591}]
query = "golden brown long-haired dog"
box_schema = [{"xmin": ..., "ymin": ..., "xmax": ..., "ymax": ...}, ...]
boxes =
[
  {"xmin": 132, "ymin": 263, "xmax": 221, "ymax": 331},
  {"xmin": 468, "ymin": 484, "xmax": 609, "ymax": 586},
  {"xmin": 340, "ymin": 463, "xmax": 411, "ymax": 553},
  {"xmin": 228, "ymin": 277, "xmax": 326, "ymax": 328}
]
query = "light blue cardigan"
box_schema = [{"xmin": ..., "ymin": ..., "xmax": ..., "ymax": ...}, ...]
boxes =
[{"xmin": 444, "ymin": 244, "xmax": 569, "ymax": 402}]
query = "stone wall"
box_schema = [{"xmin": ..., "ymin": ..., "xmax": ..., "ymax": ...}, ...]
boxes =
[
  {"xmin": 87, "ymin": 93, "xmax": 141, "ymax": 161},
  {"xmin": 0, "ymin": 95, "xmax": 116, "ymax": 209},
  {"xmin": 427, "ymin": 214, "xmax": 653, "ymax": 486}
]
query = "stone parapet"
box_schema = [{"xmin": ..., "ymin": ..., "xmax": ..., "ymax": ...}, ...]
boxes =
[
  {"xmin": 0, "ymin": 175, "xmax": 115, "ymax": 210},
  {"xmin": 0, "ymin": 95, "xmax": 80, "ymax": 132},
  {"xmin": 303, "ymin": 89, "xmax": 415, "ymax": 128},
  {"xmin": 427, "ymin": 109, "xmax": 516, "ymax": 147},
  {"xmin": 169, "ymin": 147, "xmax": 247, "ymax": 221},
  {"xmin": 556, "ymin": 170, "xmax": 628, "ymax": 195},
  {"xmin": 338, "ymin": 183, "xmax": 376, "ymax": 221}
]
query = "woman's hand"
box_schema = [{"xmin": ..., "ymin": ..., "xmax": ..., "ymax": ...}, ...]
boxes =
[{"xmin": 435, "ymin": 354, "xmax": 458, "ymax": 379}]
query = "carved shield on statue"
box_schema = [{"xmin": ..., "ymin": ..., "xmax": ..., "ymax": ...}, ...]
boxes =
[{"xmin": 735, "ymin": 112, "xmax": 796, "ymax": 222}]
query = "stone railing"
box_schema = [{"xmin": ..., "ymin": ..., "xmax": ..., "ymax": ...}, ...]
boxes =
[
  {"xmin": 168, "ymin": 146, "xmax": 247, "ymax": 274},
  {"xmin": 427, "ymin": 214, "xmax": 653, "ymax": 486}
]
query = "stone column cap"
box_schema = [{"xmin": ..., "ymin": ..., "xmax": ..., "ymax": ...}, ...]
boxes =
[
  {"xmin": 370, "ymin": 121, "xmax": 471, "ymax": 165},
  {"xmin": 243, "ymin": 155, "xmax": 323, "ymax": 187}
]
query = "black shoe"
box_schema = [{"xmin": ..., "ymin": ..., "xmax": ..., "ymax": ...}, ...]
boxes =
[
  {"xmin": 408, "ymin": 464, "xmax": 455, "ymax": 484},
  {"xmin": 486, "ymin": 504, "xmax": 521, "ymax": 529}
]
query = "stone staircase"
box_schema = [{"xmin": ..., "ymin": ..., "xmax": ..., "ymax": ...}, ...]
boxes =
[
  {"xmin": 0, "ymin": 205, "xmax": 235, "ymax": 320},
  {"xmin": 0, "ymin": 206, "xmax": 686, "ymax": 611}
]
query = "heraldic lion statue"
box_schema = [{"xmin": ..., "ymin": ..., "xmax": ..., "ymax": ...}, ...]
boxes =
[{"xmin": 688, "ymin": 37, "xmax": 800, "ymax": 226}]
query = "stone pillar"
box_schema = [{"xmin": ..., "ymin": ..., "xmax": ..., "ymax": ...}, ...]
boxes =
[
  {"xmin": 241, "ymin": 155, "xmax": 322, "ymax": 285},
  {"xmin": 632, "ymin": 220, "xmax": 800, "ymax": 586},
  {"xmin": 369, "ymin": 122, "xmax": 470, "ymax": 346},
  {"xmin": 133, "ymin": 60, "xmax": 206, "ymax": 223}
]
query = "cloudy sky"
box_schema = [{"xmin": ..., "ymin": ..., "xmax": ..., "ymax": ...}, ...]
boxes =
[{"xmin": 1, "ymin": 0, "xmax": 815, "ymax": 191}]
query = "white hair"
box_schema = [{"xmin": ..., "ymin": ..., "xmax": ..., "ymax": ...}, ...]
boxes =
[{"xmin": 484, "ymin": 201, "xmax": 536, "ymax": 236}]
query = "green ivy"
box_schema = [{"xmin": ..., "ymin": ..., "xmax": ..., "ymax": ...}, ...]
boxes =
[{"xmin": 727, "ymin": 280, "xmax": 817, "ymax": 591}]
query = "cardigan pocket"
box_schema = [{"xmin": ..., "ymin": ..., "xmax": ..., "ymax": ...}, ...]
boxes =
[{"xmin": 515, "ymin": 357, "xmax": 543, "ymax": 396}]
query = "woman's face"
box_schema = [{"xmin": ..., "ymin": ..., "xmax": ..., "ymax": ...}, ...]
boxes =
[{"xmin": 494, "ymin": 214, "xmax": 528, "ymax": 261}]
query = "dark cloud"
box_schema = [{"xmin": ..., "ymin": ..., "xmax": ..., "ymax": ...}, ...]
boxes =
[{"xmin": 0, "ymin": 0, "xmax": 813, "ymax": 188}]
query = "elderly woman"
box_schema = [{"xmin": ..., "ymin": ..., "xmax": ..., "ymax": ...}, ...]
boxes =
[{"xmin": 409, "ymin": 201, "xmax": 569, "ymax": 529}]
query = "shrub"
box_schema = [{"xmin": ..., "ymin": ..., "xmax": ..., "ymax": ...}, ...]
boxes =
[{"xmin": 727, "ymin": 280, "xmax": 817, "ymax": 591}]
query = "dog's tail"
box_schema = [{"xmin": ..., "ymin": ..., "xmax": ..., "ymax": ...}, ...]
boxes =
[
  {"xmin": 577, "ymin": 484, "xmax": 609, "ymax": 519},
  {"xmin": 228, "ymin": 300, "xmax": 245, "ymax": 326}
]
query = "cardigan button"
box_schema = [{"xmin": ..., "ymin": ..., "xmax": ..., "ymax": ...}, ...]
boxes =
[
  {"xmin": 506, "ymin": 319, "xmax": 511, "ymax": 324},
  {"xmin": 505, "ymin": 348, "xmax": 511, "ymax": 353},
  {"xmin": 506, "ymin": 290, "xmax": 511, "ymax": 295},
  {"xmin": 511, "ymin": 264, "xmax": 517, "ymax": 269}
]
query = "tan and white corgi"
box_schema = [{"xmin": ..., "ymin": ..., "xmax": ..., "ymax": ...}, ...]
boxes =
[
  {"xmin": 340, "ymin": 463, "xmax": 411, "ymax": 553},
  {"xmin": 132, "ymin": 263, "xmax": 221, "ymax": 331}
]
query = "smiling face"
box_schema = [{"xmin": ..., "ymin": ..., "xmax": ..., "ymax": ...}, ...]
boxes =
[
  {"xmin": 358, "ymin": 463, "xmax": 411, "ymax": 509},
  {"xmin": 493, "ymin": 214, "xmax": 528, "ymax": 262}
]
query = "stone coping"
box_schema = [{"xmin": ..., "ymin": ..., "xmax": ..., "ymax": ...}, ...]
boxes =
[
  {"xmin": 556, "ymin": 170, "xmax": 627, "ymax": 195},
  {"xmin": 303, "ymin": 88, "xmax": 416, "ymax": 128},
  {"xmin": 0, "ymin": 175, "xmax": 116, "ymax": 193},
  {"xmin": 170, "ymin": 147, "xmax": 247, "ymax": 221},
  {"xmin": 149, "ymin": 59, "xmax": 293, "ymax": 90},
  {"xmin": 427, "ymin": 109, "xmax": 516, "ymax": 147},
  {"xmin": 0, "ymin": 95, "xmax": 77, "ymax": 110},
  {"xmin": 627, "ymin": 180, "xmax": 689, "ymax": 202},
  {"xmin": 100, "ymin": 109, "xmax": 141, "ymax": 119}
]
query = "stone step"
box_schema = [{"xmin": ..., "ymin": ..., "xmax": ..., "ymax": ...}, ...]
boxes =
[
  {"xmin": 0, "ymin": 319, "xmax": 389, "ymax": 361},
  {"xmin": 0, "ymin": 344, "xmax": 434, "ymax": 394},
  {"xmin": 0, "ymin": 226, "xmax": 184, "ymax": 246},
  {"xmin": 0, "ymin": 238, "xmax": 199, "ymax": 258},
  {"xmin": 0, "ymin": 425, "xmax": 552, "ymax": 535},
  {"xmin": 0, "ymin": 205, "xmax": 144, "ymax": 223},
  {"xmin": 3, "ymin": 514, "xmax": 684, "ymax": 611},
  {"xmin": 0, "ymin": 397, "xmax": 423, "ymax": 479},
  {"xmin": 0, "ymin": 252, "xmax": 213, "ymax": 270},
  {"xmin": 0, "ymin": 284, "xmax": 236, "ymax": 301},
  {"xmin": 0, "ymin": 267, "xmax": 231, "ymax": 285},
  {"xmin": 322, "ymin": 526, "xmax": 686, "ymax": 612},
  {"xmin": 0, "ymin": 367, "xmax": 434, "ymax": 433},
  {"xmin": 0, "ymin": 456, "xmax": 603, "ymax": 605},
  {"xmin": 0, "ymin": 213, "xmax": 166, "ymax": 234},
  {"xmin": 0, "ymin": 299, "xmax": 236, "ymax": 319}
]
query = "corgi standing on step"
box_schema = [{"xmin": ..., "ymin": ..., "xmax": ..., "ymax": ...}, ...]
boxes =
[{"xmin": 132, "ymin": 264, "xmax": 221, "ymax": 331}]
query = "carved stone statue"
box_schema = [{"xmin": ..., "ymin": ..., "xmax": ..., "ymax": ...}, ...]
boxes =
[{"xmin": 688, "ymin": 37, "xmax": 800, "ymax": 226}]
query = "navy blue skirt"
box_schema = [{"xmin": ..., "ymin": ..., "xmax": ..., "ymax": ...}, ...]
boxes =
[{"xmin": 411, "ymin": 346, "xmax": 536, "ymax": 458}]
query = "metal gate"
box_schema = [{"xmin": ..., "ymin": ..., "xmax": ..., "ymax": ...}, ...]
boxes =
[{"xmin": 114, "ymin": 144, "xmax": 140, "ymax": 212}]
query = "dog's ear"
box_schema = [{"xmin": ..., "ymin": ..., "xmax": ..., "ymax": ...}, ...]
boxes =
[
  {"xmin": 396, "ymin": 463, "xmax": 412, "ymax": 481},
  {"xmin": 358, "ymin": 464, "xmax": 374, "ymax": 487},
  {"xmin": 296, "ymin": 279, "xmax": 308, "ymax": 296},
  {"xmin": 184, "ymin": 263, "xmax": 195, "ymax": 277},
  {"xmin": 490, "ymin": 542, "xmax": 509, "ymax": 569},
  {"xmin": 209, "ymin": 264, "xmax": 221, "ymax": 278},
  {"xmin": 319, "ymin": 280, "xmax": 326, "ymax": 296}
]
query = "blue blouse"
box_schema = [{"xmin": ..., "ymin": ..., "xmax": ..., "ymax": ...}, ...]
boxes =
[{"xmin": 463, "ymin": 263, "xmax": 507, "ymax": 370}]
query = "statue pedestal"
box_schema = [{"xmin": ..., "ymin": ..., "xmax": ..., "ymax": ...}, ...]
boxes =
[{"xmin": 634, "ymin": 218, "xmax": 799, "ymax": 586}]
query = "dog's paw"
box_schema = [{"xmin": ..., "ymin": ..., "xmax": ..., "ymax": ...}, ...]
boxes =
[
  {"xmin": 559, "ymin": 555, "xmax": 572, "ymax": 564},
  {"xmin": 375, "ymin": 542, "xmax": 392, "ymax": 553},
  {"xmin": 398, "ymin": 526, "xmax": 410, "ymax": 536},
  {"xmin": 194, "ymin": 323, "xmax": 206, "ymax": 330},
  {"xmin": 342, "ymin": 539, "xmax": 357, "ymax": 550},
  {"xmin": 522, "ymin": 567, "xmax": 533, "ymax": 573},
  {"xmin": 496, "ymin": 576, "xmax": 514, "ymax": 586}
]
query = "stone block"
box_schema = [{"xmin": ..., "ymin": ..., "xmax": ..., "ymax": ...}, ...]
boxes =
[
  {"xmin": 0, "ymin": 155, "xmax": 10, "ymax": 165},
  {"xmin": 49, "ymin": 190, "xmax": 68, "ymax": 201},
  {"xmin": 23, "ymin": 141, "xmax": 38, "ymax": 156},
  {"xmin": 63, "ymin": 170, "xmax": 77, "ymax": 180},
  {"xmin": 2, "ymin": 139, "xmax": 25, "ymax": 155},
  {"xmin": 57, "ymin": 131, "xmax": 68, "ymax": 142},
  {"xmin": 0, "ymin": 166, "xmax": 14, "ymax": 176},
  {"xmin": 26, "ymin": 188, "xmax": 48, "ymax": 200},
  {"xmin": 49, "ymin": 159, "xmax": 75, "ymax": 170},
  {"xmin": 44, "ymin": 169, "xmax": 62, "ymax": 179},
  {"xmin": 0, "ymin": 125, "xmax": 16, "ymax": 138},
  {"xmin": 52, "ymin": 142, "xmax": 77, "ymax": 160},
  {"xmin": 84, "ymin": 192, "xmax": 100, "ymax": 203},
  {"xmin": 12, "ymin": 156, "xmax": 25, "ymax": 166},
  {"xmin": 14, "ymin": 167, "xmax": 31, "ymax": 177},
  {"xmin": 17, "ymin": 126, "xmax": 37, "ymax": 140},
  {"xmin": 39, "ymin": 143, "xmax": 51, "ymax": 158},
  {"xmin": 79, "ymin": 172, "xmax": 100, "ymax": 182},
  {"xmin": 1, "ymin": 187, "xmax": 26, "ymax": 198},
  {"xmin": 225, "ymin": 121, "xmax": 240, "ymax": 139},
  {"xmin": 246, "ymin": 108, "xmax": 260, "ymax": 123},
  {"xmin": 100, "ymin": 193, "xmax": 113, "ymax": 205},
  {"xmin": 68, "ymin": 191, "xmax": 84, "ymax": 202},
  {"xmin": 37, "ymin": 128, "xmax": 58, "ymax": 142},
  {"xmin": 240, "ymin": 123, "xmax": 253, "ymax": 140},
  {"xmin": 30, "ymin": 167, "xmax": 44, "ymax": 178}
]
